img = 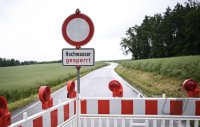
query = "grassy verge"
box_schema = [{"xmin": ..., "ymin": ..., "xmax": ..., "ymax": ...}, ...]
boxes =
[
  {"xmin": 115, "ymin": 65, "xmax": 186, "ymax": 97},
  {"xmin": 7, "ymin": 62, "xmax": 108, "ymax": 111},
  {"xmin": 117, "ymin": 55, "xmax": 200, "ymax": 82}
]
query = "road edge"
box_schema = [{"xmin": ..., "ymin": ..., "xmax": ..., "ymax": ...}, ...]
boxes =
[{"xmin": 112, "ymin": 62, "xmax": 146, "ymax": 98}]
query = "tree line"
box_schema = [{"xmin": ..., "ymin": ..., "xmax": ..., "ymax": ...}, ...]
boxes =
[
  {"xmin": 120, "ymin": 0, "xmax": 200, "ymax": 60},
  {"xmin": 0, "ymin": 57, "xmax": 61, "ymax": 67}
]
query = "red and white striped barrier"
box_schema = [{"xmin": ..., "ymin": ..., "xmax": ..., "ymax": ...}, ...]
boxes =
[
  {"xmin": 80, "ymin": 98, "xmax": 200, "ymax": 116},
  {"xmin": 10, "ymin": 99, "xmax": 76, "ymax": 127},
  {"xmin": 9, "ymin": 97, "xmax": 200, "ymax": 127}
]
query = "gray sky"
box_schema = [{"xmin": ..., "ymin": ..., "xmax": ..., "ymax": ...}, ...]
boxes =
[{"xmin": 0, "ymin": 0, "xmax": 186, "ymax": 61}]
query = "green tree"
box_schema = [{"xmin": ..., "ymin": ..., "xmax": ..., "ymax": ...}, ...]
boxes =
[
  {"xmin": 10, "ymin": 59, "xmax": 15, "ymax": 66},
  {"xmin": 145, "ymin": 14, "xmax": 163, "ymax": 58},
  {"xmin": 0, "ymin": 58, "xmax": 2, "ymax": 66},
  {"xmin": 120, "ymin": 26, "xmax": 140, "ymax": 59},
  {"xmin": 120, "ymin": 0, "xmax": 200, "ymax": 59},
  {"xmin": 184, "ymin": 2, "xmax": 200, "ymax": 54}
]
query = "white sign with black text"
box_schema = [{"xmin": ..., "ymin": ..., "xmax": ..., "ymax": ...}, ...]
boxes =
[{"xmin": 62, "ymin": 48, "xmax": 95, "ymax": 66}]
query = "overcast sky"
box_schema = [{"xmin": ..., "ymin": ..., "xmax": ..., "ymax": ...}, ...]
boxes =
[{"xmin": 0, "ymin": 0, "xmax": 186, "ymax": 61}]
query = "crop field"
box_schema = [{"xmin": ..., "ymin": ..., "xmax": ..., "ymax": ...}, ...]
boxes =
[
  {"xmin": 117, "ymin": 55, "xmax": 200, "ymax": 82},
  {"xmin": 0, "ymin": 62, "xmax": 107, "ymax": 103}
]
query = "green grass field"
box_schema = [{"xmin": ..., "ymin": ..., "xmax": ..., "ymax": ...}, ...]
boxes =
[
  {"xmin": 0, "ymin": 62, "xmax": 107, "ymax": 103},
  {"xmin": 115, "ymin": 55, "xmax": 200, "ymax": 97},
  {"xmin": 117, "ymin": 55, "xmax": 200, "ymax": 82}
]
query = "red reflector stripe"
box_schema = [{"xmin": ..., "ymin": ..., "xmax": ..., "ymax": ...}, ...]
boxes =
[
  {"xmin": 121, "ymin": 100, "xmax": 133, "ymax": 114},
  {"xmin": 98, "ymin": 100, "xmax": 110, "ymax": 114},
  {"xmin": 145, "ymin": 100, "xmax": 158, "ymax": 115},
  {"xmin": 74, "ymin": 100, "xmax": 76, "ymax": 115},
  {"xmin": 64, "ymin": 104, "xmax": 69, "ymax": 121},
  {"xmin": 33, "ymin": 116, "xmax": 43, "ymax": 127},
  {"xmin": 170, "ymin": 100, "xmax": 183, "ymax": 115},
  {"xmin": 81, "ymin": 100, "xmax": 87, "ymax": 114},
  {"xmin": 196, "ymin": 101, "xmax": 200, "ymax": 116},
  {"xmin": 51, "ymin": 109, "xmax": 58, "ymax": 127}
]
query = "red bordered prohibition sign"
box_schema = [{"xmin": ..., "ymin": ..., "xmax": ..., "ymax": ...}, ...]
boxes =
[{"xmin": 62, "ymin": 9, "xmax": 94, "ymax": 47}]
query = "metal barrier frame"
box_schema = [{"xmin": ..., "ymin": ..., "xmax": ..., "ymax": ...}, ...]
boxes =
[
  {"xmin": 9, "ymin": 99, "xmax": 76, "ymax": 127},
  {"xmin": 79, "ymin": 114, "xmax": 200, "ymax": 127},
  {"xmin": 9, "ymin": 97, "xmax": 200, "ymax": 127}
]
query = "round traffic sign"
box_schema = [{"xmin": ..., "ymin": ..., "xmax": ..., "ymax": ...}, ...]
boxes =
[{"xmin": 62, "ymin": 9, "xmax": 94, "ymax": 47}]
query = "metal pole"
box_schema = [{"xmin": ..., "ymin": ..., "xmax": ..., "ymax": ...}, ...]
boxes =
[
  {"xmin": 76, "ymin": 46, "xmax": 81, "ymax": 127},
  {"xmin": 77, "ymin": 66, "xmax": 80, "ymax": 94},
  {"xmin": 76, "ymin": 65, "xmax": 81, "ymax": 127}
]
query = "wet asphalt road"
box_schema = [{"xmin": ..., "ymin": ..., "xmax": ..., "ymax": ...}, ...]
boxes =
[{"xmin": 11, "ymin": 63, "xmax": 142, "ymax": 123}]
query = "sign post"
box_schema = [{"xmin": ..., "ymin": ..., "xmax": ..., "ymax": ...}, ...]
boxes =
[{"xmin": 62, "ymin": 9, "xmax": 94, "ymax": 127}]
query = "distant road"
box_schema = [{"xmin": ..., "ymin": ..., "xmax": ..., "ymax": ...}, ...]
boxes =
[{"xmin": 11, "ymin": 63, "xmax": 143, "ymax": 123}]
